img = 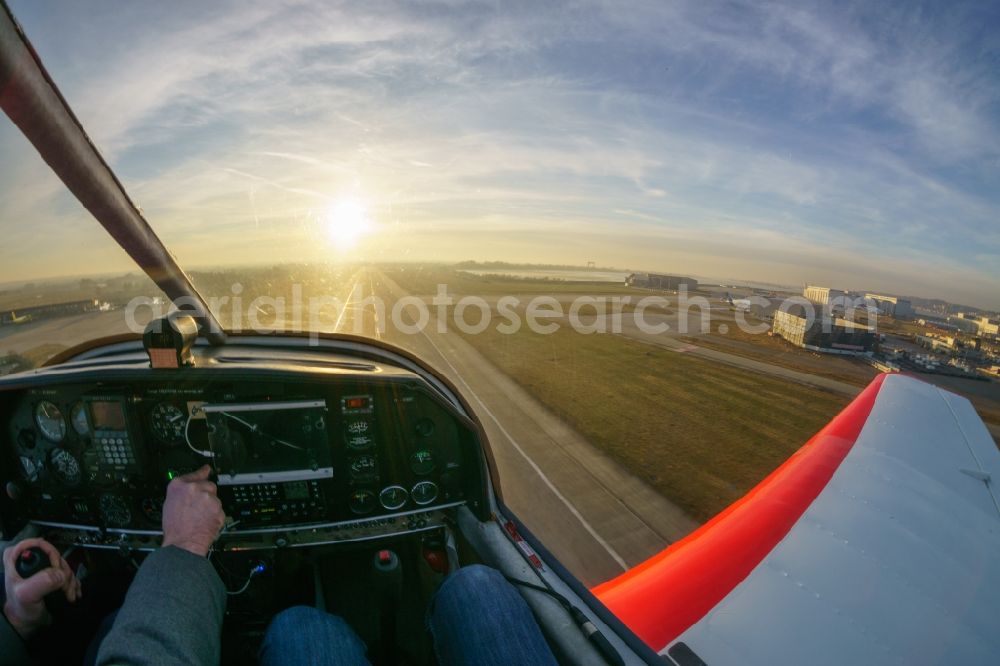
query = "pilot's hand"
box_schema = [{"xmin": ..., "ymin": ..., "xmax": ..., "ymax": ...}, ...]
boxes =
[
  {"xmin": 161, "ymin": 465, "xmax": 226, "ymax": 557},
  {"xmin": 2, "ymin": 537, "xmax": 81, "ymax": 639}
]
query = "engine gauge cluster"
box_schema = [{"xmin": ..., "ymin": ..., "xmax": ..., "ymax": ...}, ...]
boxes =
[
  {"xmin": 349, "ymin": 454, "xmax": 378, "ymax": 482},
  {"xmin": 379, "ymin": 485, "xmax": 408, "ymax": 510},
  {"xmin": 349, "ymin": 489, "xmax": 377, "ymax": 515},
  {"xmin": 409, "ymin": 450, "xmax": 435, "ymax": 475},
  {"xmin": 411, "ymin": 481, "xmax": 439, "ymax": 505}
]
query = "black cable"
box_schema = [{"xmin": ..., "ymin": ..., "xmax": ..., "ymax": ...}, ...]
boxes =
[{"xmin": 504, "ymin": 575, "xmax": 625, "ymax": 666}]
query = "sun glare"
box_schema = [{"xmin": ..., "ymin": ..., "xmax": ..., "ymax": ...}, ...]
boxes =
[{"xmin": 324, "ymin": 198, "xmax": 373, "ymax": 251}]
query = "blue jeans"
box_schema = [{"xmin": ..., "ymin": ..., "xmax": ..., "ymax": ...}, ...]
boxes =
[{"xmin": 259, "ymin": 564, "xmax": 557, "ymax": 666}]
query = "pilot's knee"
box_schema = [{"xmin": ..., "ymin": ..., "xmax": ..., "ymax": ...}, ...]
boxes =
[
  {"xmin": 440, "ymin": 564, "xmax": 504, "ymax": 599},
  {"xmin": 262, "ymin": 606, "xmax": 367, "ymax": 663},
  {"xmin": 264, "ymin": 605, "xmax": 358, "ymax": 646},
  {"xmin": 266, "ymin": 605, "xmax": 332, "ymax": 635}
]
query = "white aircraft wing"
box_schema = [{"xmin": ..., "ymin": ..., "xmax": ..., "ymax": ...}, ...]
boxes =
[{"xmin": 596, "ymin": 374, "xmax": 1000, "ymax": 665}]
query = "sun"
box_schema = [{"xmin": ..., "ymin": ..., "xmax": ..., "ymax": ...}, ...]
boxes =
[{"xmin": 324, "ymin": 198, "xmax": 373, "ymax": 251}]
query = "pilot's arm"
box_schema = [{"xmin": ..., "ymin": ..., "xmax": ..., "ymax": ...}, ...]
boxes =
[
  {"xmin": 1, "ymin": 537, "xmax": 82, "ymax": 666},
  {"xmin": 96, "ymin": 465, "xmax": 227, "ymax": 666}
]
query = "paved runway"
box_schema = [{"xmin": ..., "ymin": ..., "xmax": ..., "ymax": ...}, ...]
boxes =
[{"xmin": 331, "ymin": 268, "xmax": 697, "ymax": 586}]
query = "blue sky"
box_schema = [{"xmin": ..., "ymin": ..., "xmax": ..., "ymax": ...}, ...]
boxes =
[{"xmin": 1, "ymin": 0, "xmax": 998, "ymax": 308}]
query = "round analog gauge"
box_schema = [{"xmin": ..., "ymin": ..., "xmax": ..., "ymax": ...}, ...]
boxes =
[
  {"xmin": 414, "ymin": 418, "xmax": 435, "ymax": 437},
  {"xmin": 346, "ymin": 419, "xmax": 370, "ymax": 435},
  {"xmin": 49, "ymin": 448, "xmax": 82, "ymax": 486},
  {"xmin": 379, "ymin": 485, "xmax": 408, "ymax": 510},
  {"xmin": 16, "ymin": 429, "xmax": 36, "ymax": 451},
  {"xmin": 19, "ymin": 456, "xmax": 40, "ymax": 484},
  {"xmin": 344, "ymin": 420, "xmax": 374, "ymax": 450},
  {"xmin": 348, "ymin": 454, "xmax": 378, "ymax": 482},
  {"xmin": 409, "ymin": 450, "xmax": 436, "ymax": 475},
  {"xmin": 411, "ymin": 481, "xmax": 439, "ymax": 506},
  {"xmin": 70, "ymin": 402, "xmax": 90, "ymax": 437},
  {"xmin": 151, "ymin": 403, "xmax": 187, "ymax": 443},
  {"xmin": 348, "ymin": 489, "xmax": 377, "ymax": 515},
  {"xmin": 141, "ymin": 497, "xmax": 164, "ymax": 524},
  {"xmin": 98, "ymin": 494, "xmax": 132, "ymax": 527},
  {"xmin": 34, "ymin": 401, "xmax": 66, "ymax": 442}
]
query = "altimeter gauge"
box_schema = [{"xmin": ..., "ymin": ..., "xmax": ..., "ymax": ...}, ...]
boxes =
[
  {"xmin": 50, "ymin": 448, "xmax": 82, "ymax": 486},
  {"xmin": 151, "ymin": 403, "xmax": 187, "ymax": 444}
]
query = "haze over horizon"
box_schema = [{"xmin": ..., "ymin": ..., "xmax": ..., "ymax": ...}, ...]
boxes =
[{"xmin": 1, "ymin": 1, "xmax": 998, "ymax": 309}]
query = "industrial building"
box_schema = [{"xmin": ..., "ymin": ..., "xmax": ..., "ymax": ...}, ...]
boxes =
[
  {"xmin": 944, "ymin": 316, "xmax": 980, "ymax": 333},
  {"xmin": 956, "ymin": 314, "xmax": 1000, "ymax": 338},
  {"xmin": 916, "ymin": 334, "xmax": 957, "ymax": 353},
  {"xmin": 803, "ymin": 285, "xmax": 845, "ymax": 305},
  {"xmin": 772, "ymin": 305, "xmax": 876, "ymax": 354},
  {"xmin": 626, "ymin": 273, "xmax": 698, "ymax": 291},
  {"xmin": 864, "ymin": 293, "xmax": 914, "ymax": 319}
]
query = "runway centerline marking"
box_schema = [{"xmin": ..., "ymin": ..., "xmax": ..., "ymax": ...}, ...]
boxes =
[{"xmin": 333, "ymin": 277, "xmax": 360, "ymax": 333}]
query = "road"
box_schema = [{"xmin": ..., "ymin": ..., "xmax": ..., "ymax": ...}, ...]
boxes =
[
  {"xmin": 332, "ymin": 269, "xmax": 697, "ymax": 585},
  {"xmin": 615, "ymin": 317, "xmax": 863, "ymax": 397}
]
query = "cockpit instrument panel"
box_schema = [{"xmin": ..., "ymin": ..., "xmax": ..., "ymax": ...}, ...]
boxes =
[{"xmin": 0, "ymin": 351, "xmax": 487, "ymax": 551}]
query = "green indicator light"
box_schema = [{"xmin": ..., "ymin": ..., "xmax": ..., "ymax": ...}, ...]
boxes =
[{"xmin": 167, "ymin": 470, "xmax": 176, "ymax": 480}]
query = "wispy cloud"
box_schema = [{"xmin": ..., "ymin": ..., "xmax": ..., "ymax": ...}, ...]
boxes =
[{"xmin": 1, "ymin": 0, "xmax": 998, "ymax": 308}]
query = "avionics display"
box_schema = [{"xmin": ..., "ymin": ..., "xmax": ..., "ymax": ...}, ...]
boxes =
[
  {"xmin": 90, "ymin": 401, "xmax": 126, "ymax": 430},
  {"xmin": 203, "ymin": 400, "xmax": 333, "ymax": 483}
]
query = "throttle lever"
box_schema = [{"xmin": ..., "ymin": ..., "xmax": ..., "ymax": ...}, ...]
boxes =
[
  {"xmin": 14, "ymin": 546, "xmax": 49, "ymax": 579},
  {"xmin": 14, "ymin": 546, "xmax": 71, "ymax": 614}
]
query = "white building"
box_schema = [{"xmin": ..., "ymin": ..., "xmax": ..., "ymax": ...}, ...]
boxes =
[
  {"xmin": 956, "ymin": 313, "xmax": 999, "ymax": 337},
  {"xmin": 978, "ymin": 318, "xmax": 999, "ymax": 337},
  {"xmin": 946, "ymin": 316, "xmax": 981, "ymax": 333},
  {"xmin": 864, "ymin": 293, "xmax": 914, "ymax": 318},
  {"xmin": 803, "ymin": 285, "xmax": 845, "ymax": 305}
]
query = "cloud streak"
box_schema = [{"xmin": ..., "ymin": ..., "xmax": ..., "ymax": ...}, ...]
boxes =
[{"xmin": 1, "ymin": 0, "xmax": 998, "ymax": 308}]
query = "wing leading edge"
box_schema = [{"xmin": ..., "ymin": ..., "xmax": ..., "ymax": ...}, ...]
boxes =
[{"xmin": 596, "ymin": 374, "xmax": 1000, "ymax": 665}]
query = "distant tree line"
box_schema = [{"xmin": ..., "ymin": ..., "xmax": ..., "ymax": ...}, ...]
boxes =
[{"xmin": 454, "ymin": 260, "xmax": 618, "ymax": 271}]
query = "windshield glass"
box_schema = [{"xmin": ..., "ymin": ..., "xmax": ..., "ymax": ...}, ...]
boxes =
[
  {"xmin": 0, "ymin": 117, "xmax": 166, "ymax": 373},
  {"xmin": 2, "ymin": 1, "xmax": 999, "ymax": 581}
]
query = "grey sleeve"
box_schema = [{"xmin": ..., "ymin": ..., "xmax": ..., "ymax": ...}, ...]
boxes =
[
  {"xmin": 0, "ymin": 613, "xmax": 30, "ymax": 666},
  {"xmin": 96, "ymin": 546, "xmax": 226, "ymax": 666}
]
